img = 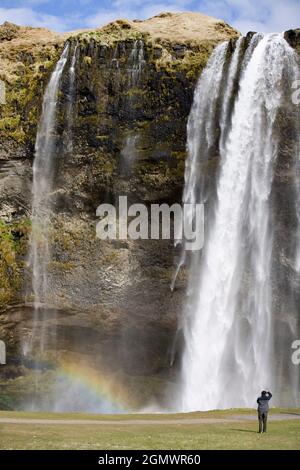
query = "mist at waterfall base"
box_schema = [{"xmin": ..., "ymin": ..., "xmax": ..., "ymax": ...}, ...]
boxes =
[
  {"xmin": 22, "ymin": 359, "xmax": 127, "ymax": 413},
  {"xmin": 177, "ymin": 33, "xmax": 300, "ymax": 411}
]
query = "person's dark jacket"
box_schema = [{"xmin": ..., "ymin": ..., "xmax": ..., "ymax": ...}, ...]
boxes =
[{"xmin": 257, "ymin": 392, "xmax": 272, "ymax": 413}]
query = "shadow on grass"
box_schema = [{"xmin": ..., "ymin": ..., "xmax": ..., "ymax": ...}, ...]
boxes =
[{"xmin": 228, "ymin": 429, "xmax": 258, "ymax": 434}]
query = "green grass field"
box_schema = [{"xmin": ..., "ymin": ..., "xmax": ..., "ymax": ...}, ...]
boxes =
[{"xmin": 0, "ymin": 409, "xmax": 299, "ymax": 450}]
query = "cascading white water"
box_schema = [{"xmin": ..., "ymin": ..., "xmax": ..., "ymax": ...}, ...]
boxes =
[
  {"xmin": 120, "ymin": 40, "xmax": 145, "ymax": 176},
  {"xmin": 26, "ymin": 44, "xmax": 69, "ymax": 355},
  {"xmin": 219, "ymin": 37, "xmax": 243, "ymax": 152},
  {"xmin": 65, "ymin": 43, "xmax": 78, "ymax": 152},
  {"xmin": 129, "ymin": 39, "xmax": 145, "ymax": 86},
  {"xmin": 179, "ymin": 34, "xmax": 300, "ymax": 411},
  {"xmin": 183, "ymin": 42, "xmax": 228, "ymax": 207},
  {"xmin": 171, "ymin": 41, "xmax": 229, "ymax": 292}
]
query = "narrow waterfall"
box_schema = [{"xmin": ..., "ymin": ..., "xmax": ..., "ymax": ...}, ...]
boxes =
[
  {"xmin": 128, "ymin": 39, "xmax": 145, "ymax": 86},
  {"xmin": 179, "ymin": 34, "xmax": 300, "ymax": 411},
  {"xmin": 111, "ymin": 44, "xmax": 119, "ymax": 69},
  {"xmin": 65, "ymin": 43, "xmax": 78, "ymax": 152},
  {"xmin": 25, "ymin": 42, "xmax": 125, "ymax": 413},
  {"xmin": 120, "ymin": 134, "xmax": 138, "ymax": 177},
  {"xmin": 26, "ymin": 44, "xmax": 69, "ymax": 355},
  {"xmin": 120, "ymin": 40, "xmax": 145, "ymax": 176}
]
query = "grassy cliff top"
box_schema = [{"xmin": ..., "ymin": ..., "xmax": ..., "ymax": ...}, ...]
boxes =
[
  {"xmin": 73, "ymin": 11, "xmax": 240, "ymax": 47},
  {"xmin": 0, "ymin": 20, "xmax": 61, "ymax": 47},
  {"xmin": 0, "ymin": 21, "xmax": 62, "ymax": 85},
  {"xmin": 128, "ymin": 11, "xmax": 240, "ymax": 44},
  {"xmin": 0, "ymin": 11, "xmax": 240, "ymax": 50},
  {"xmin": 66, "ymin": 11, "xmax": 240, "ymax": 47},
  {"xmin": 0, "ymin": 12, "xmax": 239, "ymax": 85}
]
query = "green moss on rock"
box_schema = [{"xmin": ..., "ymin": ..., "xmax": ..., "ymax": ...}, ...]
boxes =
[
  {"xmin": 77, "ymin": 20, "xmax": 145, "ymax": 46},
  {"xmin": 0, "ymin": 36, "xmax": 63, "ymax": 148},
  {"xmin": 0, "ymin": 218, "xmax": 31, "ymax": 309}
]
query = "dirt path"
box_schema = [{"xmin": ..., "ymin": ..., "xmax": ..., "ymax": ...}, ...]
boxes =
[{"xmin": 0, "ymin": 413, "xmax": 299, "ymax": 426}]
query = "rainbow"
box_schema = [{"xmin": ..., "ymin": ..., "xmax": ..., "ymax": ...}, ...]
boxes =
[{"xmin": 55, "ymin": 357, "xmax": 133, "ymax": 412}]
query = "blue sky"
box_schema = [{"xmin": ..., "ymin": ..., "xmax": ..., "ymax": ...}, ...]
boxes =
[{"xmin": 0, "ymin": 0, "xmax": 299, "ymax": 34}]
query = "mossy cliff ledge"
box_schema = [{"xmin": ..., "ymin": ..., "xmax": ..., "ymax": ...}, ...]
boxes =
[{"xmin": 0, "ymin": 13, "xmax": 241, "ymax": 408}]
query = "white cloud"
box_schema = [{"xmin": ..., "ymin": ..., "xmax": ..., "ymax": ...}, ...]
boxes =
[
  {"xmin": 264, "ymin": 1, "xmax": 300, "ymax": 32},
  {"xmin": 84, "ymin": 1, "xmax": 188, "ymax": 28},
  {"xmin": 0, "ymin": 7, "xmax": 70, "ymax": 30},
  {"xmin": 140, "ymin": 3, "xmax": 185, "ymax": 18},
  {"xmin": 4, "ymin": 1, "xmax": 52, "ymax": 5},
  {"xmin": 200, "ymin": 0, "xmax": 300, "ymax": 34},
  {"xmin": 113, "ymin": 0, "xmax": 191, "ymax": 8},
  {"xmin": 85, "ymin": 11, "xmax": 120, "ymax": 28},
  {"xmin": 233, "ymin": 19, "xmax": 269, "ymax": 34}
]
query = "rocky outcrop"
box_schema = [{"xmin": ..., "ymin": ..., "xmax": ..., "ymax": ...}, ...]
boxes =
[{"xmin": 284, "ymin": 28, "xmax": 300, "ymax": 50}]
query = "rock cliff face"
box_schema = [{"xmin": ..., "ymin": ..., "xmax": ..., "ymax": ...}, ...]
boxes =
[{"xmin": 1, "ymin": 12, "xmax": 299, "ymax": 410}]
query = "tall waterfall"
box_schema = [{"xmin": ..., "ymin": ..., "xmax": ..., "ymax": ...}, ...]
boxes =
[
  {"xmin": 24, "ymin": 43, "xmax": 124, "ymax": 412},
  {"xmin": 179, "ymin": 34, "xmax": 300, "ymax": 411},
  {"xmin": 26, "ymin": 44, "xmax": 69, "ymax": 354}
]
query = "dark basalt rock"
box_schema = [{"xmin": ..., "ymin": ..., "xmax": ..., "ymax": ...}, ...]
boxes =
[{"xmin": 284, "ymin": 29, "xmax": 300, "ymax": 48}]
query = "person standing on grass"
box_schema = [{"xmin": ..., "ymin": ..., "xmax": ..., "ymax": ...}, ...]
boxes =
[{"xmin": 257, "ymin": 390, "xmax": 272, "ymax": 433}]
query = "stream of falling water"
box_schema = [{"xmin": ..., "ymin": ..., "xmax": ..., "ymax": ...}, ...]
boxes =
[
  {"xmin": 65, "ymin": 43, "xmax": 78, "ymax": 152},
  {"xmin": 23, "ymin": 43, "xmax": 125, "ymax": 412},
  {"xmin": 128, "ymin": 39, "xmax": 145, "ymax": 86},
  {"xmin": 179, "ymin": 34, "xmax": 300, "ymax": 411},
  {"xmin": 171, "ymin": 41, "xmax": 229, "ymax": 292},
  {"xmin": 120, "ymin": 40, "xmax": 145, "ymax": 176},
  {"xmin": 26, "ymin": 44, "xmax": 69, "ymax": 360}
]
